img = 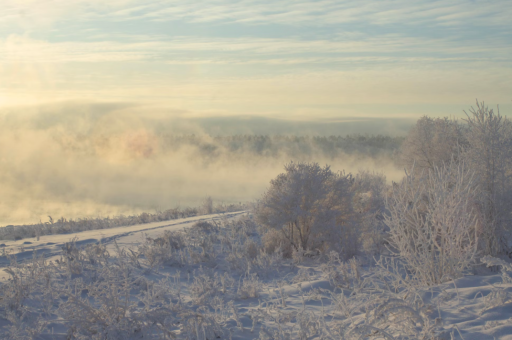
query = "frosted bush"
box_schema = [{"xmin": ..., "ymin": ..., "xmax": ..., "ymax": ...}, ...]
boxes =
[
  {"xmin": 237, "ymin": 273, "xmax": 262, "ymax": 299},
  {"xmin": 83, "ymin": 242, "xmax": 110, "ymax": 266},
  {"xmin": 178, "ymin": 309, "xmax": 225, "ymax": 340},
  {"xmin": 138, "ymin": 234, "xmax": 182, "ymax": 268},
  {"xmin": 155, "ymin": 230, "xmax": 186, "ymax": 250},
  {"xmin": 0, "ymin": 268, "xmax": 31, "ymax": 317},
  {"xmin": 60, "ymin": 237, "xmax": 86, "ymax": 275},
  {"xmin": 320, "ymin": 251, "xmax": 350, "ymax": 289},
  {"xmin": 190, "ymin": 220, "xmax": 218, "ymax": 235},
  {"xmin": 292, "ymin": 247, "xmax": 306, "ymax": 264},
  {"xmin": 226, "ymin": 250, "xmax": 250, "ymax": 272},
  {"xmin": 262, "ymin": 228, "xmax": 293, "ymax": 258},
  {"xmin": 252, "ymin": 249, "xmax": 286, "ymax": 278},
  {"xmin": 59, "ymin": 273, "xmax": 179, "ymax": 339},
  {"xmin": 385, "ymin": 161, "xmax": 479, "ymax": 285},
  {"xmin": 256, "ymin": 161, "xmax": 353, "ymax": 254},
  {"xmin": 189, "ymin": 267, "xmax": 223, "ymax": 306},
  {"xmin": 292, "ymin": 268, "xmax": 315, "ymax": 283},
  {"xmin": 296, "ymin": 310, "xmax": 322, "ymax": 339},
  {"xmin": 246, "ymin": 240, "xmax": 259, "ymax": 259}
]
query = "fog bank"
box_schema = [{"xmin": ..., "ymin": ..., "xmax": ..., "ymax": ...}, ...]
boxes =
[{"xmin": 0, "ymin": 102, "xmax": 407, "ymax": 225}]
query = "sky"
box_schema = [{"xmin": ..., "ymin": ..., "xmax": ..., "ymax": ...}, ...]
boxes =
[
  {"xmin": 1, "ymin": 0, "xmax": 512, "ymax": 225},
  {"xmin": 1, "ymin": 0, "xmax": 511, "ymax": 119}
]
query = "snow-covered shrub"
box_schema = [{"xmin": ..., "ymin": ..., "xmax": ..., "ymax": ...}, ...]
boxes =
[
  {"xmin": 155, "ymin": 230, "xmax": 186, "ymax": 250},
  {"xmin": 59, "ymin": 269, "xmax": 180, "ymax": 339},
  {"xmin": 59, "ymin": 277, "xmax": 142, "ymax": 338},
  {"xmin": 255, "ymin": 161, "xmax": 353, "ymax": 254},
  {"xmin": 245, "ymin": 240, "xmax": 259, "ymax": 259},
  {"xmin": 190, "ymin": 220, "xmax": 218, "ymax": 235},
  {"xmin": 221, "ymin": 215, "xmax": 258, "ymax": 242},
  {"xmin": 226, "ymin": 250, "xmax": 250, "ymax": 272},
  {"xmin": 189, "ymin": 267, "xmax": 223, "ymax": 306},
  {"xmin": 0, "ymin": 267, "xmax": 31, "ymax": 317},
  {"xmin": 348, "ymin": 296, "xmax": 437, "ymax": 340},
  {"xmin": 261, "ymin": 228, "xmax": 293, "ymax": 258},
  {"xmin": 60, "ymin": 237, "xmax": 87, "ymax": 275},
  {"xmin": 319, "ymin": 251, "xmax": 362, "ymax": 289},
  {"xmin": 187, "ymin": 221, "xmax": 219, "ymax": 252},
  {"xmin": 252, "ymin": 249, "xmax": 286, "ymax": 278},
  {"xmin": 178, "ymin": 309, "xmax": 225, "ymax": 340},
  {"xmin": 472, "ymin": 258, "xmax": 512, "ymax": 315},
  {"xmin": 385, "ymin": 161, "xmax": 479, "ymax": 285},
  {"xmin": 292, "ymin": 268, "xmax": 315, "ymax": 283},
  {"xmin": 138, "ymin": 231, "xmax": 185, "ymax": 268},
  {"xmin": 296, "ymin": 310, "xmax": 322, "ymax": 340},
  {"xmin": 237, "ymin": 273, "xmax": 262, "ymax": 299},
  {"xmin": 462, "ymin": 101, "xmax": 512, "ymax": 255},
  {"xmin": 0, "ymin": 252, "xmax": 61, "ymax": 338},
  {"xmin": 481, "ymin": 255, "xmax": 512, "ymax": 284}
]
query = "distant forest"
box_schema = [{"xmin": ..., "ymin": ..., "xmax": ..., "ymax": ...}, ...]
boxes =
[{"xmin": 158, "ymin": 134, "xmax": 405, "ymax": 160}]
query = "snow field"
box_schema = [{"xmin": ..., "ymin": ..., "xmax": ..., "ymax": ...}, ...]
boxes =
[{"xmin": 1, "ymin": 212, "xmax": 512, "ymax": 339}]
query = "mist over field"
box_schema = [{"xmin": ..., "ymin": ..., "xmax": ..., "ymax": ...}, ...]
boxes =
[{"xmin": 0, "ymin": 102, "xmax": 408, "ymax": 226}]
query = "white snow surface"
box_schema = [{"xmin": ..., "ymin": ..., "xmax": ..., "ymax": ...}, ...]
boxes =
[{"xmin": 1, "ymin": 212, "xmax": 512, "ymax": 339}]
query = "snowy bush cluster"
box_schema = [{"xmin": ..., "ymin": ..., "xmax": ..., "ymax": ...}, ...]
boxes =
[{"xmin": 257, "ymin": 101, "xmax": 512, "ymax": 280}]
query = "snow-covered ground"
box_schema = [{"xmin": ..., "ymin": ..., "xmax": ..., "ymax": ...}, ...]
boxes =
[{"xmin": 1, "ymin": 212, "xmax": 512, "ymax": 339}]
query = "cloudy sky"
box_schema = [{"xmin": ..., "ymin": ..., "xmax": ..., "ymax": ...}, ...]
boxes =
[{"xmin": 1, "ymin": 0, "xmax": 511, "ymax": 119}]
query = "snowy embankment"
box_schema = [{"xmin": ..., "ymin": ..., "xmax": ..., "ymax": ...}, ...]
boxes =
[
  {"xmin": 0, "ymin": 212, "xmax": 512, "ymax": 339},
  {"xmin": 0, "ymin": 211, "xmax": 246, "ymax": 275}
]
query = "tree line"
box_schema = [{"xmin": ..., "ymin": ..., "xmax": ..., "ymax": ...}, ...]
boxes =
[{"xmin": 159, "ymin": 134, "xmax": 404, "ymax": 159}]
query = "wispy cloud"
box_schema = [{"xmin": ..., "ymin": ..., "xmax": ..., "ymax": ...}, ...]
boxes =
[
  {"xmin": 2, "ymin": 34, "xmax": 511, "ymax": 64},
  {"xmin": 2, "ymin": 0, "xmax": 512, "ymax": 32},
  {"xmin": 106, "ymin": 0, "xmax": 512, "ymax": 28}
]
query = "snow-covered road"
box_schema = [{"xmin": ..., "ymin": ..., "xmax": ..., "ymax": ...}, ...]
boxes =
[{"xmin": 0, "ymin": 211, "xmax": 246, "ymax": 276}]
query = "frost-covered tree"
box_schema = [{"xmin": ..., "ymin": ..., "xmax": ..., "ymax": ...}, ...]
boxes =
[
  {"xmin": 256, "ymin": 162, "xmax": 353, "ymax": 253},
  {"xmin": 462, "ymin": 101, "xmax": 512, "ymax": 255},
  {"xmin": 398, "ymin": 116, "xmax": 466, "ymax": 175},
  {"xmin": 385, "ymin": 161, "xmax": 479, "ymax": 285}
]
